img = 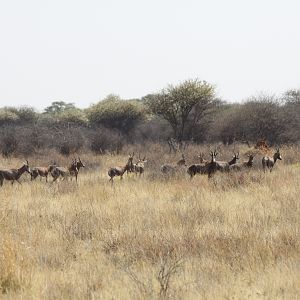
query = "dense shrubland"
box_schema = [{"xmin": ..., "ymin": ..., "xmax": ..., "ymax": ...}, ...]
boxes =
[{"xmin": 0, "ymin": 80, "xmax": 299, "ymax": 157}]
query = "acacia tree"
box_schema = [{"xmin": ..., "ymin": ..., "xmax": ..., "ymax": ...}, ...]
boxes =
[
  {"xmin": 144, "ymin": 79, "xmax": 216, "ymax": 141},
  {"xmin": 44, "ymin": 101, "xmax": 76, "ymax": 115}
]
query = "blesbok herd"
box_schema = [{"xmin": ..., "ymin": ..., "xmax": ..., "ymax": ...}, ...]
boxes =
[{"xmin": 0, "ymin": 148, "xmax": 282, "ymax": 187}]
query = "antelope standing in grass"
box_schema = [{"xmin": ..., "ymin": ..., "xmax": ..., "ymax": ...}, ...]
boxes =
[
  {"xmin": 215, "ymin": 152, "xmax": 240, "ymax": 172},
  {"xmin": 205, "ymin": 151, "xmax": 219, "ymax": 178},
  {"xmin": 133, "ymin": 154, "xmax": 147, "ymax": 176},
  {"xmin": 0, "ymin": 160, "xmax": 31, "ymax": 186},
  {"xmin": 161, "ymin": 153, "xmax": 187, "ymax": 174},
  {"xmin": 51, "ymin": 158, "xmax": 85, "ymax": 182},
  {"xmin": 30, "ymin": 165, "xmax": 57, "ymax": 182},
  {"xmin": 187, "ymin": 153, "xmax": 209, "ymax": 178},
  {"xmin": 262, "ymin": 148, "xmax": 282, "ymax": 172},
  {"xmin": 229, "ymin": 154, "xmax": 255, "ymax": 171},
  {"xmin": 108, "ymin": 153, "xmax": 134, "ymax": 182}
]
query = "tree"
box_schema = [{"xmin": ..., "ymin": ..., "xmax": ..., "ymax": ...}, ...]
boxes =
[
  {"xmin": 0, "ymin": 109, "xmax": 19, "ymax": 126},
  {"xmin": 281, "ymin": 89, "xmax": 300, "ymax": 142},
  {"xmin": 144, "ymin": 79, "xmax": 216, "ymax": 141},
  {"xmin": 58, "ymin": 109, "xmax": 88, "ymax": 127},
  {"xmin": 44, "ymin": 101, "xmax": 76, "ymax": 115},
  {"xmin": 87, "ymin": 94, "xmax": 145, "ymax": 134}
]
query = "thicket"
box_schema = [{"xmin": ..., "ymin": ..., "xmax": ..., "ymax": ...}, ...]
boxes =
[{"xmin": 0, "ymin": 81, "xmax": 299, "ymax": 157}]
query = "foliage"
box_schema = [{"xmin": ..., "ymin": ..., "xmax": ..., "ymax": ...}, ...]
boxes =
[
  {"xmin": 44, "ymin": 101, "xmax": 76, "ymax": 115},
  {"xmin": 3, "ymin": 106, "xmax": 38, "ymax": 124},
  {"xmin": 87, "ymin": 94, "xmax": 145, "ymax": 134},
  {"xmin": 58, "ymin": 109, "xmax": 88, "ymax": 127},
  {"xmin": 0, "ymin": 109, "xmax": 19, "ymax": 126},
  {"xmin": 144, "ymin": 79, "xmax": 216, "ymax": 141}
]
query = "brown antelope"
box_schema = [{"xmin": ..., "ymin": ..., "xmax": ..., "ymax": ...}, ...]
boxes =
[
  {"xmin": 69, "ymin": 157, "xmax": 85, "ymax": 181},
  {"xmin": 108, "ymin": 153, "xmax": 134, "ymax": 182},
  {"xmin": 133, "ymin": 154, "xmax": 147, "ymax": 176},
  {"xmin": 187, "ymin": 153, "xmax": 209, "ymax": 178},
  {"xmin": 0, "ymin": 160, "xmax": 31, "ymax": 186},
  {"xmin": 229, "ymin": 154, "xmax": 255, "ymax": 171},
  {"xmin": 51, "ymin": 158, "xmax": 85, "ymax": 182},
  {"xmin": 30, "ymin": 165, "xmax": 57, "ymax": 182},
  {"xmin": 215, "ymin": 152, "xmax": 240, "ymax": 172},
  {"xmin": 262, "ymin": 148, "xmax": 282, "ymax": 172},
  {"xmin": 161, "ymin": 153, "xmax": 187, "ymax": 174},
  {"xmin": 205, "ymin": 151, "xmax": 219, "ymax": 178}
]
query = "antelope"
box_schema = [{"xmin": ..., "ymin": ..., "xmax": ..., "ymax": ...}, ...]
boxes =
[
  {"xmin": 215, "ymin": 152, "xmax": 240, "ymax": 172},
  {"xmin": 161, "ymin": 153, "xmax": 187, "ymax": 174},
  {"xmin": 51, "ymin": 158, "xmax": 85, "ymax": 182},
  {"xmin": 262, "ymin": 148, "xmax": 282, "ymax": 172},
  {"xmin": 229, "ymin": 154, "xmax": 255, "ymax": 171},
  {"xmin": 108, "ymin": 153, "xmax": 134, "ymax": 182},
  {"xmin": 30, "ymin": 165, "xmax": 57, "ymax": 182},
  {"xmin": 69, "ymin": 157, "xmax": 85, "ymax": 181},
  {"xmin": 133, "ymin": 154, "xmax": 147, "ymax": 176},
  {"xmin": 187, "ymin": 153, "xmax": 209, "ymax": 178},
  {"xmin": 0, "ymin": 160, "xmax": 31, "ymax": 186},
  {"xmin": 205, "ymin": 150, "xmax": 219, "ymax": 178}
]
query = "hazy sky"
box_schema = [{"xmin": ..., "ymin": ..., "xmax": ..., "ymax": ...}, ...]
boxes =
[{"xmin": 0, "ymin": 0, "xmax": 299, "ymax": 110}]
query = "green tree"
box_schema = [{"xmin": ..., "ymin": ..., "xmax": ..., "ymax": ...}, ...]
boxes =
[
  {"xmin": 87, "ymin": 94, "xmax": 145, "ymax": 134},
  {"xmin": 0, "ymin": 109, "xmax": 19, "ymax": 126},
  {"xmin": 58, "ymin": 109, "xmax": 88, "ymax": 127},
  {"xmin": 44, "ymin": 101, "xmax": 76, "ymax": 115},
  {"xmin": 144, "ymin": 79, "xmax": 216, "ymax": 141}
]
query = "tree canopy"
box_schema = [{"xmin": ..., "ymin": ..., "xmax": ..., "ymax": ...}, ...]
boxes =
[
  {"xmin": 144, "ymin": 79, "xmax": 216, "ymax": 141},
  {"xmin": 87, "ymin": 94, "xmax": 145, "ymax": 134}
]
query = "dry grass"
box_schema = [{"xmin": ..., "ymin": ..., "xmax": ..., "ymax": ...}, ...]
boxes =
[{"xmin": 0, "ymin": 143, "xmax": 299, "ymax": 299}]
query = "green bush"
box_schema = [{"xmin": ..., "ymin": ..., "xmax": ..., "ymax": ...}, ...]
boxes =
[
  {"xmin": 87, "ymin": 95, "xmax": 145, "ymax": 134},
  {"xmin": 58, "ymin": 109, "xmax": 88, "ymax": 127},
  {"xmin": 0, "ymin": 109, "xmax": 19, "ymax": 126}
]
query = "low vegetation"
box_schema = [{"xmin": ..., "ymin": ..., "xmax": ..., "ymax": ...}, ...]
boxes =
[{"xmin": 0, "ymin": 143, "xmax": 299, "ymax": 299}]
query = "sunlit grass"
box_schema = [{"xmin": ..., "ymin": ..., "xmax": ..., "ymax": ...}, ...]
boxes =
[{"xmin": 0, "ymin": 146, "xmax": 299, "ymax": 299}]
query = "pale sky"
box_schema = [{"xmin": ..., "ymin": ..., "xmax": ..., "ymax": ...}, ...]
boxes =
[{"xmin": 0, "ymin": 0, "xmax": 299, "ymax": 110}]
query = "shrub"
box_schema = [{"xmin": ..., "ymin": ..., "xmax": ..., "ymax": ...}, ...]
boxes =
[{"xmin": 87, "ymin": 95, "xmax": 145, "ymax": 135}]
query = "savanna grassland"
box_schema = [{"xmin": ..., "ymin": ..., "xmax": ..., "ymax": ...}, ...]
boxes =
[{"xmin": 0, "ymin": 144, "xmax": 299, "ymax": 299}]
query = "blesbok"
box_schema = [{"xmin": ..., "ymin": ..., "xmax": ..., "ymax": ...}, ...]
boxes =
[
  {"xmin": 51, "ymin": 157, "xmax": 85, "ymax": 182},
  {"xmin": 215, "ymin": 152, "xmax": 240, "ymax": 172},
  {"xmin": 262, "ymin": 148, "xmax": 282, "ymax": 172},
  {"xmin": 69, "ymin": 157, "xmax": 85, "ymax": 181},
  {"xmin": 161, "ymin": 153, "xmax": 187, "ymax": 174},
  {"xmin": 0, "ymin": 160, "xmax": 31, "ymax": 186},
  {"xmin": 133, "ymin": 154, "xmax": 147, "ymax": 176},
  {"xmin": 187, "ymin": 153, "xmax": 209, "ymax": 178},
  {"xmin": 205, "ymin": 151, "xmax": 219, "ymax": 178},
  {"xmin": 108, "ymin": 153, "xmax": 135, "ymax": 182},
  {"xmin": 30, "ymin": 165, "xmax": 57, "ymax": 182},
  {"xmin": 229, "ymin": 154, "xmax": 255, "ymax": 171}
]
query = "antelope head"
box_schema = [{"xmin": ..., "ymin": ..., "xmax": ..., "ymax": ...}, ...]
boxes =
[
  {"xmin": 77, "ymin": 157, "xmax": 85, "ymax": 168},
  {"xmin": 127, "ymin": 152, "xmax": 135, "ymax": 171},
  {"xmin": 210, "ymin": 150, "xmax": 218, "ymax": 162},
  {"xmin": 274, "ymin": 148, "xmax": 282, "ymax": 161},
  {"xmin": 233, "ymin": 152, "xmax": 240, "ymax": 161},
  {"xmin": 24, "ymin": 160, "xmax": 31, "ymax": 173}
]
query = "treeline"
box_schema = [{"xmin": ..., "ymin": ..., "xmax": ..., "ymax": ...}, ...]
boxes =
[{"xmin": 0, "ymin": 79, "xmax": 299, "ymax": 157}]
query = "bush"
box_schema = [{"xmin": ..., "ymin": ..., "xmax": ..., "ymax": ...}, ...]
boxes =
[
  {"xmin": 57, "ymin": 109, "xmax": 88, "ymax": 127},
  {"xmin": 0, "ymin": 109, "xmax": 19, "ymax": 126},
  {"xmin": 89, "ymin": 127, "xmax": 124, "ymax": 154},
  {"xmin": 87, "ymin": 95, "xmax": 145, "ymax": 135}
]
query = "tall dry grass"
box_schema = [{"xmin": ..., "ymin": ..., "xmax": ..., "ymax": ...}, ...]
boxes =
[{"xmin": 0, "ymin": 143, "xmax": 299, "ymax": 299}]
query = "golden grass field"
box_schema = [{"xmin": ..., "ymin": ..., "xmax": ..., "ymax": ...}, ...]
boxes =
[{"xmin": 0, "ymin": 144, "xmax": 299, "ymax": 299}]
